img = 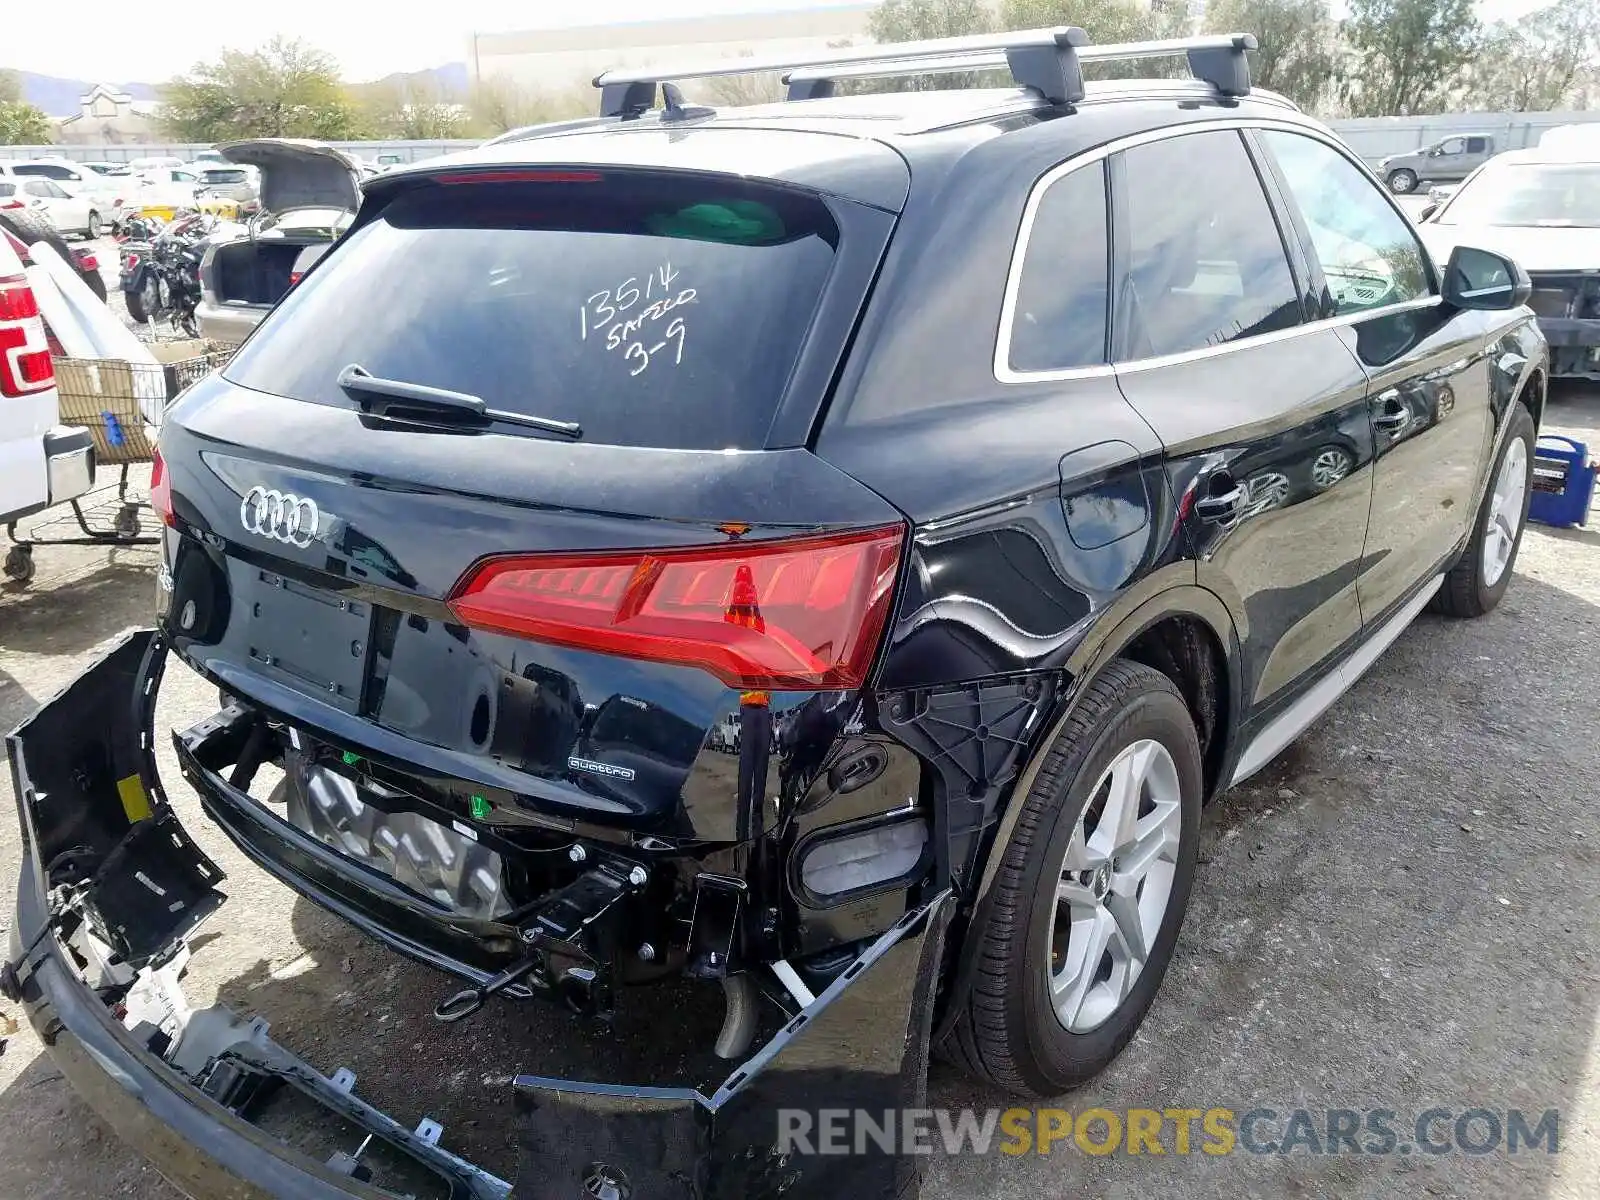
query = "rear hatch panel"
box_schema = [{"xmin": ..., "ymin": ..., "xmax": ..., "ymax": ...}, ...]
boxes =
[{"xmin": 162, "ymin": 386, "xmax": 905, "ymax": 839}]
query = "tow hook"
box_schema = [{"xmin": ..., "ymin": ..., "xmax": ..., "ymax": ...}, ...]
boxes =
[{"xmin": 431, "ymin": 856, "xmax": 646, "ymax": 1025}]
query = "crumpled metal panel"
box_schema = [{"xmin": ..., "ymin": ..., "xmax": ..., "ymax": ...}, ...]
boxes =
[{"xmin": 282, "ymin": 758, "xmax": 510, "ymax": 920}]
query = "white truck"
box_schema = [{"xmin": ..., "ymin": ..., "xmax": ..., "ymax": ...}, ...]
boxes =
[{"xmin": 0, "ymin": 233, "xmax": 95, "ymax": 582}]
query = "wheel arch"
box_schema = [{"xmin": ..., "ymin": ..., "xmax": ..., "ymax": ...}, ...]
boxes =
[{"xmin": 933, "ymin": 584, "xmax": 1241, "ymax": 1035}]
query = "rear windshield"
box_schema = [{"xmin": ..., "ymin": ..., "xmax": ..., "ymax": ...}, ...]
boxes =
[
  {"xmin": 202, "ymin": 169, "xmax": 249, "ymax": 184},
  {"xmin": 224, "ymin": 172, "xmax": 842, "ymax": 449}
]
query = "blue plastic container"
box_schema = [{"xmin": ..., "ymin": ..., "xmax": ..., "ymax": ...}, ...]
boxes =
[{"xmin": 1528, "ymin": 435, "xmax": 1597, "ymax": 529}]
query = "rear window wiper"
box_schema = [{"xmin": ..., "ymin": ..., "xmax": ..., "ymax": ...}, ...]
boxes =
[{"xmin": 337, "ymin": 364, "xmax": 582, "ymax": 440}]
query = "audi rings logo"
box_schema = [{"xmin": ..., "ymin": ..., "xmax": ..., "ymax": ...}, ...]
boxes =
[{"xmin": 239, "ymin": 486, "xmax": 320, "ymax": 548}]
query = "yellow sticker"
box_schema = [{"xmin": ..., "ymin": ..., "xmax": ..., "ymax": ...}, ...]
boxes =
[{"xmin": 116, "ymin": 773, "xmax": 152, "ymax": 823}]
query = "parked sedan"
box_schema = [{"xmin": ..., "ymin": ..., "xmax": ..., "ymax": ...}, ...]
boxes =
[
  {"xmin": 195, "ymin": 139, "xmax": 360, "ymax": 346},
  {"xmin": 0, "ymin": 177, "xmax": 101, "ymax": 238},
  {"xmin": 1418, "ymin": 146, "xmax": 1600, "ymax": 379}
]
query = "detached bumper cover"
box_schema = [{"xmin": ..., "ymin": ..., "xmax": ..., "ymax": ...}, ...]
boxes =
[{"xmin": 6, "ymin": 629, "xmax": 952, "ymax": 1200}]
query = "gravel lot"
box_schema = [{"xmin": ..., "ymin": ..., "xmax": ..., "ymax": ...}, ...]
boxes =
[{"xmin": 0, "ymin": 345, "xmax": 1595, "ymax": 1197}]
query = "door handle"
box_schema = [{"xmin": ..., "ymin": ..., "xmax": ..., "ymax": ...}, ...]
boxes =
[{"xmin": 1194, "ymin": 477, "xmax": 1245, "ymax": 523}]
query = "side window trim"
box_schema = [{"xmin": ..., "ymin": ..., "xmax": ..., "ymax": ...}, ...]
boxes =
[
  {"xmin": 993, "ymin": 116, "xmax": 1446, "ymax": 385},
  {"xmin": 1239, "ymin": 129, "xmax": 1319, "ymax": 324},
  {"xmin": 1244, "ymin": 127, "xmax": 1334, "ymax": 320},
  {"xmin": 994, "ymin": 157, "xmax": 1115, "ymax": 382}
]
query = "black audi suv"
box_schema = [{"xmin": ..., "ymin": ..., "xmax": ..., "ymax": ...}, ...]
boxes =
[{"xmin": 6, "ymin": 28, "xmax": 1545, "ymax": 1200}]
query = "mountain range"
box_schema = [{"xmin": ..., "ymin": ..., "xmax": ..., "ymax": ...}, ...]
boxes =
[{"xmin": 11, "ymin": 64, "xmax": 470, "ymax": 116}]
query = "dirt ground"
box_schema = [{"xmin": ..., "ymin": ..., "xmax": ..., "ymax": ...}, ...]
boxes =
[{"xmin": 0, "ymin": 377, "xmax": 1596, "ymax": 1199}]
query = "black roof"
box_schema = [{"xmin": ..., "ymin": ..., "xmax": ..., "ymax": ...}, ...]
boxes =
[{"xmin": 377, "ymin": 81, "xmax": 1309, "ymax": 212}]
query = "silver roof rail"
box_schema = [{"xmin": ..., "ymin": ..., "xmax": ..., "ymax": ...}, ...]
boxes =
[
  {"xmin": 591, "ymin": 30, "xmax": 1257, "ymax": 117},
  {"xmin": 784, "ymin": 33, "xmax": 1258, "ymax": 103},
  {"xmin": 593, "ymin": 26, "xmax": 1091, "ymax": 115}
]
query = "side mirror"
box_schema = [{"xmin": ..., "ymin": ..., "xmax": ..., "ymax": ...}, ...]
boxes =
[{"xmin": 1442, "ymin": 245, "xmax": 1530, "ymax": 311}]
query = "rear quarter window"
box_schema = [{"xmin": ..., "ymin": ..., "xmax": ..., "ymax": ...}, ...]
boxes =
[{"xmin": 224, "ymin": 172, "xmax": 843, "ymax": 451}]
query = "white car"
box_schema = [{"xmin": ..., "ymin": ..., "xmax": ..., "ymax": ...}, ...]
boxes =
[
  {"xmin": 0, "ymin": 158, "xmax": 118, "ymax": 217},
  {"xmin": 0, "ymin": 232, "xmax": 95, "ymax": 583},
  {"xmin": 0, "ymin": 161, "xmax": 110, "ymax": 236},
  {"xmin": 0, "ymin": 177, "xmax": 102, "ymax": 238},
  {"xmin": 111, "ymin": 167, "xmax": 206, "ymax": 218},
  {"xmin": 1418, "ymin": 144, "xmax": 1600, "ymax": 380}
]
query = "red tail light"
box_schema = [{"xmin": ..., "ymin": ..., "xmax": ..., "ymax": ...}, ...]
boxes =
[
  {"xmin": 448, "ymin": 526, "xmax": 905, "ymax": 690},
  {"xmin": 0, "ymin": 199, "xmax": 23, "ymax": 211},
  {"xmin": 150, "ymin": 449, "xmax": 175, "ymax": 526},
  {"xmin": 0, "ymin": 273, "xmax": 54, "ymax": 397},
  {"xmin": 288, "ymin": 271, "xmax": 303, "ymax": 287}
]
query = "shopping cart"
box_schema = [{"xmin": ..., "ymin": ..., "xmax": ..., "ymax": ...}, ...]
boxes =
[{"xmin": 3, "ymin": 341, "xmax": 232, "ymax": 585}]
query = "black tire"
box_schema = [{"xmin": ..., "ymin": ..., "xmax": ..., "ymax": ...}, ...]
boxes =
[
  {"xmin": 939, "ymin": 660, "xmax": 1202, "ymax": 1097},
  {"xmin": 1387, "ymin": 168, "xmax": 1418, "ymax": 194},
  {"xmin": 0, "ymin": 207, "xmax": 74, "ymax": 271},
  {"xmin": 3, "ymin": 546, "xmax": 35, "ymax": 585},
  {"xmin": 115, "ymin": 505, "xmax": 142, "ymax": 541},
  {"xmin": 85, "ymin": 210, "xmax": 102, "ymax": 239},
  {"xmin": 126, "ymin": 273, "xmax": 159, "ymax": 324},
  {"xmin": 1432, "ymin": 402, "xmax": 1536, "ymax": 618}
]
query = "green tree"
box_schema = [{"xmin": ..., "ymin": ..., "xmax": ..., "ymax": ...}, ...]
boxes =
[
  {"xmin": 1340, "ymin": 0, "xmax": 1480, "ymax": 116},
  {"xmin": 870, "ymin": 0, "xmax": 993, "ymax": 41},
  {"xmin": 999, "ymin": 0, "xmax": 1194, "ymax": 77},
  {"xmin": 0, "ymin": 70, "xmax": 52, "ymax": 145},
  {"xmin": 867, "ymin": 0, "xmax": 994, "ymax": 90},
  {"xmin": 160, "ymin": 37, "xmax": 366, "ymax": 141},
  {"xmin": 366, "ymin": 78, "xmax": 468, "ymax": 139},
  {"xmin": 467, "ymin": 76, "xmax": 591, "ymax": 135},
  {"xmin": 1467, "ymin": 0, "xmax": 1600, "ymax": 112},
  {"xmin": 1202, "ymin": 0, "xmax": 1338, "ymax": 111}
]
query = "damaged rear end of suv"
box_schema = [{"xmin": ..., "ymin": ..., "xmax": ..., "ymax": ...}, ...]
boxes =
[{"xmin": 6, "ymin": 117, "xmax": 953, "ymax": 1200}]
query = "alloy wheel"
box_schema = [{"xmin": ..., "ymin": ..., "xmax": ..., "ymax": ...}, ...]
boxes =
[
  {"xmin": 1482, "ymin": 436, "xmax": 1528, "ymax": 588},
  {"xmin": 1049, "ymin": 738, "xmax": 1183, "ymax": 1034},
  {"xmin": 1310, "ymin": 447, "xmax": 1352, "ymax": 491}
]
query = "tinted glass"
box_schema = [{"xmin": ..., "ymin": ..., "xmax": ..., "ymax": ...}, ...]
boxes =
[
  {"xmin": 1439, "ymin": 162, "xmax": 1600, "ymax": 228},
  {"xmin": 1119, "ymin": 131, "xmax": 1300, "ymax": 359},
  {"xmin": 225, "ymin": 174, "xmax": 841, "ymax": 450},
  {"xmin": 202, "ymin": 169, "xmax": 249, "ymax": 184},
  {"xmin": 1009, "ymin": 162, "xmax": 1109, "ymax": 372},
  {"xmin": 1466, "ymin": 137, "xmax": 1489, "ymax": 153},
  {"xmin": 13, "ymin": 164, "xmax": 73, "ymax": 180},
  {"xmin": 1262, "ymin": 131, "xmax": 1432, "ymax": 315}
]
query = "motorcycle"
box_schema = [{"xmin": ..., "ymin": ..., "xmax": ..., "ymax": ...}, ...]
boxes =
[{"xmin": 119, "ymin": 207, "xmax": 244, "ymax": 336}]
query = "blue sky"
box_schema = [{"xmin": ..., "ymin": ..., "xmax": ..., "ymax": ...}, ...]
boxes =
[{"xmin": 9, "ymin": 0, "xmax": 1554, "ymax": 86}]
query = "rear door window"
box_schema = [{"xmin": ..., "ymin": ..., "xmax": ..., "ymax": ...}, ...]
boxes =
[{"xmin": 225, "ymin": 173, "xmax": 844, "ymax": 450}]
